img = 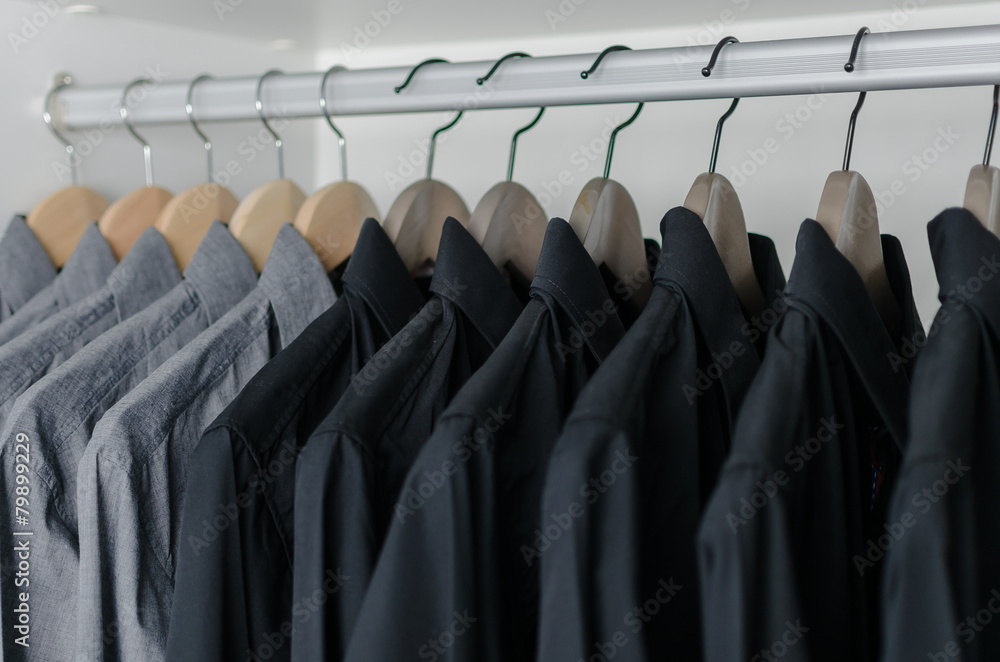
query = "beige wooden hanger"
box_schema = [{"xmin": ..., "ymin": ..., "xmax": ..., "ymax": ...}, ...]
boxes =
[
  {"xmin": 383, "ymin": 59, "xmax": 470, "ymax": 271},
  {"xmin": 97, "ymin": 77, "xmax": 174, "ymax": 260},
  {"xmin": 27, "ymin": 76, "xmax": 109, "ymax": 268},
  {"xmin": 154, "ymin": 75, "xmax": 238, "ymax": 270},
  {"xmin": 683, "ymin": 37, "xmax": 766, "ymax": 318},
  {"xmin": 467, "ymin": 53, "xmax": 548, "ymax": 280},
  {"xmin": 567, "ymin": 46, "xmax": 652, "ymax": 307},
  {"xmin": 293, "ymin": 65, "xmax": 379, "ymax": 272},
  {"xmin": 963, "ymin": 84, "xmax": 1000, "ymax": 236},
  {"xmin": 816, "ymin": 27, "xmax": 901, "ymax": 334},
  {"xmin": 228, "ymin": 70, "xmax": 306, "ymax": 272}
]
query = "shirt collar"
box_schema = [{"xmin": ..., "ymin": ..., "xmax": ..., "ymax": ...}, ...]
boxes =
[
  {"xmin": 105, "ymin": 228, "xmax": 181, "ymax": 323},
  {"xmin": 928, "ymin": 207, "xmax": 1000, "ymax": 334},
  {"xmin": 258, "ymin": 224, "xmax": 338, "ymax": 348},
  {"xmin": 52, "ymin": 224, "xmax": 117, "ymax": 309},
  {"xmin": 530, "ymin": 218, "xmax": 625, "ymax": 362},
  {"xmin": 430, "ymin": 217, "xmax": 522, "ymax": 349},
  {"xmin": 0, "ymin": 215, "xmax": 56, "ymax": 311},
  {"xmin": 342, "ymin": 218, "xmax": 425, "ymax": 334},
  {"xmin": 182, "ymin": 221, "xmax": 258, "ymax": 325},
  {"xmin": 784, "ymin": 219, "xmax": 920, "ymax": 448},
  {"xmin": 747, "ymin": 233, "xmax": 787, "ymax": 308},
  {"xmin": 655, "ymin": 206, "xmax": 762, "ymax": 410}
]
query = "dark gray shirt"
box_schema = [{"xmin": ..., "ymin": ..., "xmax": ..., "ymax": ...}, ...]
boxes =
[
  {"xmin": 76, "ymin": 224, "xmax": 337, "ymax": 662},
  {"xmin": 0, "ymin": 222, "xmax": 255, "ymax": 661},
  {"xmin": 0, "ymin": 227, "xmax": 180, "ymax": 435},
  {"xmin": 0, "ymin": 216, "xmax": 56, "ymax": 321},
  {"xmin": 0, "ymin": 223, "xmax": 117, "ymax": 346}
]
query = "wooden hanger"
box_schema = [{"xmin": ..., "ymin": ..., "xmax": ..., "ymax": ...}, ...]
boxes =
[
  {"xmin": 292, "ymin": 66, "xmax": 380, "ymax": 272},
  {"xmin": 383, "ymin": 59, "xmax": 470, "ymax": 271},
  {"xmin": 816, "ymin": 28, "xmax": 901, "ymax": 334},
  {"xmin": 97, "ymin": 77, "xmax": 173, "ymax": 260},
  {"xmin": 27, "ymin": 76, "xmax": 109, "ymax": 267},
  {"xmin": 154, "ymin": 75, "xmax": 239, "ymax": 270},
  {"xmin": 467, "ymin": 54, "xmax": 548, "ymax": 280},
  {"xmin": 963, "ymin": 84, "xmax": 1000, "ymax": 236},
  {"xmin": 226, "ymin": 70, "xmax": 306, "ymax": 272}
]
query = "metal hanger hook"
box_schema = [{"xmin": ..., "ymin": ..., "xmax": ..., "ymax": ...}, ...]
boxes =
[
  {"xmin": 43, "ymin": 73, "xmax": 78, "ymax": 185},
  {"xmin": 478, "ymin": 52, "xmax": 530, "ymax": 85},
  {"xmin": 255, "ymin": 69, "xmax": 286, "ymax": 179},
  {"xmin": 603, "ymin": 103, "xmax": 644, "ymax": 179},
  {"xmin": 844, "ymin": 26, "xmax": 870, "ymax": 73},
  {"xmin": 120, "ymin": 77, "xmax": 155, "ymax": 187},
  {"xmin": 186, "ymin": 74, "xmax": 214, "ymax": 183},
  {"xmin": 508, "ymin": 108, "xmax": 545, "ymax": 182},
  {"xmin": 709, "ymin": 98, "xmax": 740, "ymax": 174},
  {"xmin": 319, "ymin": 65, "xmax": 349, "ymax": 181},
  {"xmin": 983, "ymin": 84, "xmax": 998, "ymax": 167},
  {"xmin": 581, "ymin": 45, "xmax": 630, "ymax": 80},
  {"xmin": 702, "ymin": 36, "xmax": 739, "ymax": 77},
  {"xmin": 395, "ymin": 58, "xmax": 448, "ymax": 93}
]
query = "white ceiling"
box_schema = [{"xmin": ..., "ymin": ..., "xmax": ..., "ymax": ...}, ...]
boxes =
[{"xmin": 20, "ymin": 0, "xmax": 1000, "ymax": 50}]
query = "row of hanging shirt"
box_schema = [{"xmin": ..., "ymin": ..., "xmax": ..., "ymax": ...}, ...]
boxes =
[{"xmin": 3, "ymin": 47, "xmax": 1000, "ymax": 662}]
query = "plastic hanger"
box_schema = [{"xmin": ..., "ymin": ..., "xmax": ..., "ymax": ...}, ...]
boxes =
[
  {"xmin": 27, "ymin": 75, "xmax": 109, "ymax": 268},
  {"xmin": 815, "ymin": 27, "xmax": 901, "ymax": 334},
  {"xmin": 383, "ymin": 58, "xmax": 470, "ymax": 271},
  {"xmin": 229, "ymin": 70, "xmax": 307, "ymax": 272},
  {"xmin": 97, "ymin": 77, "xmax": 174, "ymax": 260},
  {"xmin": 963, "ymin": 84, "xmax": 1000, "ymax": 236},
  {"xmin": 467, "ymin": 52, "xmax": 548, "ymax": 280},
  {"xmin": 568, "ymin": 46, "xmax": 652, "ymax": 307},
  {"xmin": 683, "ymin": 36, "xmax": 766, "ymax": 318},
  {"xmin": 155, "ymin": 74, "xmax": 239, "ymax": 270},
  {"xmin": 292, "ymin": 65, "xmax": 379, "ymax": 271}
]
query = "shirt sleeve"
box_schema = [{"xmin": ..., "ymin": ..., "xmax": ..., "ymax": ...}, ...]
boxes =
[
  {"xmin": 291, "ymin": 429, "xmax": 376, "ymax": 661},
  {"xmin": 76, "ymin": 425, "xmax": 174, "ymax": 662}
]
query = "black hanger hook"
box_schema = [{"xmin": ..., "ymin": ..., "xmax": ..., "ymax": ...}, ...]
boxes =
[
  {"xmin": 844, "ymin": 27, "xmax": 870, "ymax": 73},
  {"xmin": 395, "ymin": 58, "xmax": 448, "ymax": 93},
  {"xmin": 702, "ymin": 36, "xmax": 739, "ymax": 77},
  {"xmin": 843, "ymin": 92, "xmax": 867, "ymax": 171},
  {"xmin": 581, "ymin": 45, "xmax": 631, "ymax": 80},
  {"xmin": 709, "ymin": 98, "xmax": 740, "ymax": 174},
  {"xmin": 478, "ymin": 52, "xmax": 530, "ymax": 85},
  {"xmin": 604, "ymin": 103, "xmax": 644, "ymax": 179},
  {"xmin": 984, "ymin": 84, "xmax": 999, "ymax": 167},
  {"xmin": 509, "ymin": 107, "xmax": 545, "ymax": 182}
]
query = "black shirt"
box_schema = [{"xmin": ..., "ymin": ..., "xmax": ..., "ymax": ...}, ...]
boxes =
[
  {"xmin": 343, "ymin": 218, "xmax": 635, "ymax": 662},
  {"xmin": 291, "ymin": 218, "xmax": 523, "ymax": 660},
  {"xmin": 697, "ymin": 219, "xmax": 923, "ymax": 662},
  {"xmin": 536, "ymin": 207, "xmax": 786, "ymax": 662},
  {"xmin": 882, "ymin": 208, "xmax": 1000, "ymax": 662},
  {"xmin": 164, "ymin": 219, "xmax": 425, "ymax": 662}
]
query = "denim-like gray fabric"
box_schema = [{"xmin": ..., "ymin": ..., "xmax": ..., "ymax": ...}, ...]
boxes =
[
  {"xmin": 0, "ymin": 216, "xmax": 57, "ymax": 321},
  {"xmin": 0, "ymin": 224, "xmax": 117, "ymax": 347},
  {"xmin": 0, "ymin": 228, "xmax": 180, "ymax": 436},
  {"xmin": 0, "ymin": 222, "xmax": 255, "ymax": 661},
  {"xmin": 76, "ymin": 224, "xmax": 336, "ymax": 662}
]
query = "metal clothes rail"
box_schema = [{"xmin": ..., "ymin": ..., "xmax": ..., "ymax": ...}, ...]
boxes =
[{"xmin": 51, "ymin": 24, "xmax": 1000, "ymax": 130}]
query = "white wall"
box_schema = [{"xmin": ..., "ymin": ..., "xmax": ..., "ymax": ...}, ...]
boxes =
[{"xmin": 313, "ymin": 2, "xmax": 1000, "ymax": 326}]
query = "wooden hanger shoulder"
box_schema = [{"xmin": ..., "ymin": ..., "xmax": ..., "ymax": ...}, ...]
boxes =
[
  {"xmin": 27, "ymin": 186, "xmax": 109, "ymax": 268},
  {"xmin": 293, "ymin": 180, "xmax": 379, "ymax": 271},
  {"xmin": 384, "ymin": 179, "xmax": 470, "ymax": 271},
  {"xmin": 816, "ymin": 169, "xmax": 901, "ymax": 332},
  {"xmin": 156, "ymin": 183, "xmax": 240, "ymax": 271},
  {"xmin": 684, "ymin": 172, "xmax": 766, "ymax": 316},
  {"xmin": 98, "ymin": 186, "xmax": 173, "ymax": 260},
  {"xmin": 468, "ymin": 181, "xmax": 547, "ymax": 280},
  {"xmin": 570, "ymin": 176, "xmax": 652, "ymax": 307},
  {"xmin": 963, "ymin": 164, "xmax": 1000, "ymax": 236},
  {"xmin": 228, "ymin": 179, "xmax": 304, "ymax": 273}
]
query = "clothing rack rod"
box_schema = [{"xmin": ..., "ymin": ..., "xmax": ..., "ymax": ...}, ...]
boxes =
[{"xmin": 54, "ymin": 24, "xmax": 1000, "ymax": 130}]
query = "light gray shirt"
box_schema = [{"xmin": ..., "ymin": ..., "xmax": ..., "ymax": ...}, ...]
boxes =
[
  {"xmin": 0, "ymin": 224, "xmax": 117, "ymax": 347},
  {"xmin": 0, "ymin": 216, "xmax": 56, "ymax": 321},
  {"xmin": 76, "ymin": 224, "xmax": 337, "ymax": 662},
  {"xmin": 0, "ymin": 222, "xmax": 256, "ymax": 661}
]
